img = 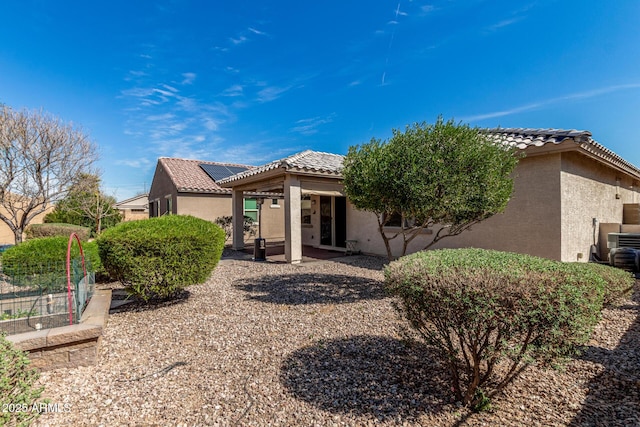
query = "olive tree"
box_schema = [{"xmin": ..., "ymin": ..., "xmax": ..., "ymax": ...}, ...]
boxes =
[
  {"xmin": 343, "ymin": 117, "xmax": 520, "ymax": 260},
  {"xmin": 0, "ymin": 105, "xmax": 98, "ymax": 243}
]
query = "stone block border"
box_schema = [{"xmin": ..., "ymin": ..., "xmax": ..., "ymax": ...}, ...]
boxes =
[{"xmin": 6, "ymin": 289, "xmax": 112, "ymax": 370}]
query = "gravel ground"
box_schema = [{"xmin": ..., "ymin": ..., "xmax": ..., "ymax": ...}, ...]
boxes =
[{"xmin": 34, "ymin": 252, "xmax": 639, "ymax": 426}]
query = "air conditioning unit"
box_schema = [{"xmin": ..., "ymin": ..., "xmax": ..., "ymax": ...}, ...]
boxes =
[
  {"xmin": 607, "ymin": 232, "xmax": 640, "ymax": 251},
  {"xmin": 607, "ymin": 233, "xmax": 640, "ymax": 271}
]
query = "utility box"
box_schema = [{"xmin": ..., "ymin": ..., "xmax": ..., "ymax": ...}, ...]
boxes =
[
  {"xmin": 623, "ymin": 203, "xmax": 640, "ymax": 225},
  {"xmin": 253, "ymin": 238, "xmax": 266, "ymax": 261}
]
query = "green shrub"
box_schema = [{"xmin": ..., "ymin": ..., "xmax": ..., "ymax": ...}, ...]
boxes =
[
  {"xmin": 1, "ymin": 333, "xmax": 45, "ymax": 426},
  {"xmin": 384, "ymin": 248, "xmax": 605, "ymax": 409},
  {"xmin": 570, "ymin": 262, "xmax": 636, "ymax": 306},
  {"xmin": 97, "ymin": 215, "xmax": 225, "ymax": 301},
  {"xmin": 25, "ymin": 223, "xmax": 90, "ymax": 241},
  {"xmin": 1, "ymin": 237, "xmax": 102, "ymax": 289},
  {"xmin": 214, "ymin": 215, "xmax": 256, "ymax": 243}
]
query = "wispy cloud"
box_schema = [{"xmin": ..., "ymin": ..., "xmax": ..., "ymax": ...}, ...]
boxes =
[
  {"xmin": 485, "ymin": 17, "xmax": 522, "ymax": 32},
  {"xmin": 290, "ymin": 114, "xmax": 336, "ymax": 135},
  {"xmin": 248, "ymin": 27, "xmax": 267, "ymax": 36},
  {"xmin": 227, "ymin": 26, "xmax": 268, "ymax": 48},
  {"xmin": 115, "ymin": 158, "xmax": 152, "ymax": 169},
  {"xmin": 257, "ymin": 85, "xmax": 294, "ymax": 103},
  {"xmin": 221, "ymin": 84, "xmax": 244, "ymax": 97},
  {"xmin": 230, "ymin": 35, "xmax": 248, "ymax": 45},
  {"xmin": 464, "ymin": 83, "xmax": 640, "ymax": 122},
  {"xmin": 420, "ymin": 5, "xmax": 436, "ymax": 14},
  {"xmin": 181, "ymin": 72, "xmax": 196, "ymax": 85}
]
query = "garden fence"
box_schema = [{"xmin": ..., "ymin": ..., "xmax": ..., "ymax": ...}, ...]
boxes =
[{"xmin": 0, "ymin": 258, "xmax": 95, "ymax": 335}]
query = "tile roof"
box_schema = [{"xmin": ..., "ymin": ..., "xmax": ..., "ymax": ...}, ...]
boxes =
[
  {"xmin": 215, "ymin": 128, "xmax": 640, "ymax": 187},
  {"xmin": 485, "ymin": 128, "xmax": 640, "ymax": 179},
  {"xmin": 218, "ymin": 150, "xmax": 344, "ymax": 184},
  {"xmin": 159, "ymin": 158, "xmax": 254, "ymax": 193}
]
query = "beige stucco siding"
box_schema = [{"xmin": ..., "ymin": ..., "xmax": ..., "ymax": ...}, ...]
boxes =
[
  {"xmin": 433, "ymin": 154, "xmax": 563, "ymax": 260},
  {"xmin": 0, "ymin": 205, "xmax": 53, "ymax": 245},
  {"xmin": 560, "ymin": 151, "xmax": 640, "ymax": 262},
  {"xmin": 177, "ymin": 193, "xmax": 232, "ymax": 221},
  {"xmin": 343, "ymin": 154, "xmax": 564, "ymax": 260},
  {"xmin": 177, "ymin": 193, "xmax": 285, "ymax": 241},
  {"xmin": 260, "ymin": 200, "xmax": 285, "ymax": 241},
  {"xmin": 148, "ymin": 162, "xmax": 177, "ymax": 216}
]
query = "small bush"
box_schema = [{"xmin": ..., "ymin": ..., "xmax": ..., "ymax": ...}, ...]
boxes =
[
  {"xmin": 385, "ymin": 248, "xmax": 605, "ymax": 409},
  {"xmin": 25, "ymin": 223, "xmax": 90, "ymax": 241},
  {"xmin": 571, "ymin": 262, "xmax": 636, "ymax": 306},
  {"xmin": 214, "ymin": 215, "xmax": 256, "ymax": 243},
  {"xmin": 97, "ymin": 215, "xmax": 225, "ymax": 301},
  {"xmin": 1, "ymin": 333, "xmax": 45, "ymax": 426},
  {"xmin": 1, "ymin": 237, "xmax": 103, "ymax": 289}
]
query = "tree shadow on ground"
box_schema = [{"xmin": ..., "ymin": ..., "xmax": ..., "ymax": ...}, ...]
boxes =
[
  {"xmin": 234, "ymin": 273, "xmax": 386, "ymax": 305},
  {"xmin": 331, "ymin": 254, "xmax": 389, "ymax": 271},
  {"xmin": 109, "ymin": 289, "xmax": 192, "ymax": 313},
  {"xmin": 569, "ymin": 281, "xmax": 640, "ymax": 426},
  {"xmin": 280, "ymin": 335, "xmax": 452, "ymax": 422}
]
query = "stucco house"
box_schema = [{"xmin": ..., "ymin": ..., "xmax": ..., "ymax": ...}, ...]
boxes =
[
  {"xmin": 114, "ymin": 193, "xmax": 149, "ymax": 221},
  {"xmin": 148, "ymin": 157, "xmax": 285, "ymax": 242},
  {"xmin": 218, "ymin": 128, "xmax": 640, "ymax": 263}
]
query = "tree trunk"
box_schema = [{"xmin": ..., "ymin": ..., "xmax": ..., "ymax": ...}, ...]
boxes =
[{"xmin": 13, "ymin": 228, "xmax": 23, "ymax": 244}]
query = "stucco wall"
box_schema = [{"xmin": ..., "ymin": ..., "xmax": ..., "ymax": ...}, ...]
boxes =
[
  {"xmin": 560, "ymin": 151, "xmax": 640, "ymax": 262},
  {"xmin": 148, "ymin": 162, "xmax": 177, "ymax": 217},
  {"xmin": 178, "ymin": 193, "xmax": 285, "ymax": 241},
  {"xmin": 0, "ymin": 205, "xmax": 53, "ymax": 245},
  {"xmin": 344, "ymin": 154, "xmax": 564, "ymax": 260},
  {"xmin": 120, "ymin": 209, "xmax": 148, "ymax": 221}
]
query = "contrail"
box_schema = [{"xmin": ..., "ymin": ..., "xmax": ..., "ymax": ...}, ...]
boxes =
[{"xmin": 382, "ymin": 1, "xmax": 401, "ymax": 85}]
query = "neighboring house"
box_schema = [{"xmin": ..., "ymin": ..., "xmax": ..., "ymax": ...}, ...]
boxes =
[
  {"xmin": 115, "ymin": 193, "xmax": 149, "ymax": 221},
  {"xmin": 0, "ymin": 197, "xmax": 54, "ymax": 244},
  {"xmin": 148, "ymin": 157, "xmax": 285, "ymax": 242},
  {"xmin": 219, "ymin": 129, "xmax": 640, "ymax": 263}
]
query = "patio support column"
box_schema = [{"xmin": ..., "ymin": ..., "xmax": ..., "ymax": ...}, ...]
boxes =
[
  {"xmin": 284, "ymin": 175, "xmax": 302, "ymax": 264},
  {"xmin": 232, "ymin": 189, "xmax": 245, "ymax": 250}
]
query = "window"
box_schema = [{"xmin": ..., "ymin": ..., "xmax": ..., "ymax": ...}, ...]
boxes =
[
  {"xmin": 165, "ymin": 195, "xmax": 172, "ymax": 215},
  {"xmin": 383, "ymin": 212, "xmax": 426, "ymax": 228},
  {"xmin": 270, "ymin": 198, "xmax": 280, "ymax": 208},
  {"xmin": 301, "ymin": 195, "xmax": 311, "ymax": 224},
  {"xmin": 383, "ymin": 212, "xmax": 403, "ymax": 227},
  {"xmin": 244, "ymin": 198, "xmax": 259, "ymax": 223},
  {"xmin": 149, "ymin": 200, "xmax": 160, "ymax": 217}
]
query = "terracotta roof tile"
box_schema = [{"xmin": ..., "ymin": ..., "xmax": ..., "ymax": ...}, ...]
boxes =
[
  {"xmin": 159, "ymin": 158, "xmax": 253, "ymax": 193},
  {"xmin": 218, "ymin": 150, "xmax": 344, "ymax": 184},
  {"xmin": 219, "ymin": 128, "xmax": 640, "ymax": 186},
  {"xmin": 485, "ymin": 128, "xmax": 640, "ymax": 179}
]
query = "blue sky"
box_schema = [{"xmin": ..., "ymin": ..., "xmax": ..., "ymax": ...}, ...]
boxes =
[{"xmin": 1, "ymin": 1, "xmax": 639, "ymax": 200}]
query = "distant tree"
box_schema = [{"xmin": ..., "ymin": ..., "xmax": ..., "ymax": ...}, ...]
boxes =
[
  {"xmin": 45, "ymin": 173, "xmax": 122, "ymax": 235},
  {"xmin": 342, "ymin": 117, "xmax": 520, "ymax": 260},
  {"xmin": 0, "ymin": 105, "xmax": 98, "ymax": 244}
]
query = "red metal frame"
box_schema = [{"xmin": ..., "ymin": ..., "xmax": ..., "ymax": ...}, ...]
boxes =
[{"xmin": 66, "ymin": 233, "xmax": 88, "ymax": 325}]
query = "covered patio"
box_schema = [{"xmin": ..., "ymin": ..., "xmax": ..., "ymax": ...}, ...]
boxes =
[
  {"xmin": 233, "ymin": 243, "xmax": 350, "ymax": 263},
  {"xmin": 218, "ymin": 150, "xmax": 345, "ymax": 263}
]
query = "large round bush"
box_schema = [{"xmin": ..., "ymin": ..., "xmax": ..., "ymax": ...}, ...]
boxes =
[
  {"xmin": 385, "ymin": 248, "xmax": 608, "ymax": 409},
  {"xmin": 97, "ymin": 215, "xmax": 225, "ymax": 301},
  {"xmin": 1, "ymin": 236, "xmax": 102, "ymax": 289}
]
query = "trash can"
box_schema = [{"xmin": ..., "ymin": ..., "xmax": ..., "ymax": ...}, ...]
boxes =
[{"xmin": 254, "ymin": 238, "xmax": 266, "ymax": 261}]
